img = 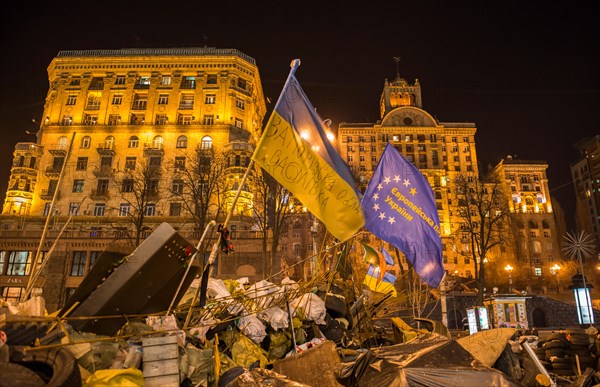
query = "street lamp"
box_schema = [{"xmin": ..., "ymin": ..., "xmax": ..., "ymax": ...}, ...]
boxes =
[
  {"xmin": 550, "ymin": 264, "xmax": 561, "ymax": 293},
  {"xmin": 569, "ymin": 273, "xmax": 594, "ymax": 325},
  {"xmin": 505, "ymin": 264, "xmax": 513, "ymax": 294}
]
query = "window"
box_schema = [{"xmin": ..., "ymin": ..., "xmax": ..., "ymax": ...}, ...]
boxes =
[
  {"xmin": 160, "ymin": 75, "xmax": 171, "ymax": 85},
  {"xmin": 70, "ymin": 252, "xmax": 87, "ymax": 276},
  {"xmin": 172, "ymin": 180, "xmax": 184, "ymax": 194},
  {"xmin": 200, "ymin": 136, "xmax": 212, "ymax": 149},
  {"xmin": 158, "ymin": 94, "xmax": 169, "ymax": 104},
  {"xmin": 206, "ymin": 74, "xmax": 217, "ymax": 84},
  {"xmin": 175, "ymin": 157, "xmax": 186, "ymax": 169},
  {"xmin": 176, "ymin": 136, "xmax": 188, "ymax": 148},
  {"xmin": 237, "ymin": 78, "xmax": 247, "ymax": 90},
  {"xmin": 178, "ymin": 114, "xmax": 193, "ymax": 125},
  {"xmin": 86, "ymin": 93, "xmax": 101, "ymax": 110},
  {"xmin": 534, "ymin": 267, "xmax": 542, "ymax": 277},
  {"xmin": 236, "ymin": 99, "xmax": 245, "ymax": 109},
  {"xmin": 137, "ymin": 76, "xmax": 151, "ymax": 87},
  {"xmin": 128, "ymin": 136, "xmax": 139, "ymax": 148},
  {"xmin": 155, "ymin": 114, "xmax": 168, "ymax": 125},
  {"xmin": 93, "ymin": 203, "xmax": 105, "ymax": 216},
  {"xmin": 6, "ymin": 251, "xmax": 32, "ymax": 276},
  {"xmin": 121, "ymin": 179, "xmax": 134, "ymax": 193},
  {"xmin": 170, "ymin": 203, "xmax": 182, "ymax": 216},
  {"xmin": 145, "ymin": 204, "xmax": 156, "ymax": 216},
  {"xmin": 112, "ymin": 93, "xmax": 123, "ymax": 105},
  {"xmin": 83, "ymin": 114, "xmax": 98, "ymax": 125},
  {"xmin": 104, "ymin": 136, "xmax": 115, "ymax": 149},
  {"xmin": 68, "ymin": 202, "xmax": 79, "ymax": 215},
  {"xmin": 130, "ymin": 113, "xmax": 144, "ymax": 125},
  {"xmin": 70, "ymin": 77, "xmax": 81, "ymax": 86},
  {"xmin": 108, "ymin": 114, "xmax": 121, "ymax": 125},
  {"xmin": 66, "ymin": 94, "xmax": 77, "ymax": 105},
  {"xmin": 125, "ymin": 157, "xmax": 136, "ymax": 170},
  {"xmin": 234, "ymin": 118, "xmax": 243, "ymax": 129},
  {"xmin": 132, "ymin": 94, "xmax": 148, "ymax": 110},
  {"xmin": 152, "ymin": 136, "xmax": 163, "ymax": 149},
  {"xmin": 114, "ymin": 76, "xmax": 126, "ymax": 85},
  {"xmin": 179, "ymin": 94, "xmax": 194, "ymax": 109},
  {"xmin": 205, "ymin": 94, "xmax": 216, "ymax": 104},
  {"xmin": 119, "ymin": 203, "xmax": 130, "ymax": 217},
  {"xmin": 203, "ymin": 115, "xmax": 214, "ymax": 125},
  {"xmin": 72, "ymin": 180, "xmax": 84, "ymax": 193},
  {"xmin": 96, "ymin": 179, "xmax": 109, "ymax": 195},
  {"xmin": 76, "ymin": 157, "xmax": 88, "ymax": 170},
  {"xmin": 181, "ymin": 76, "xmax": 196, "ymax": 89},
  {"xmin": 80, "ymin": 136, "xmax": 91, "ymax": 148}
]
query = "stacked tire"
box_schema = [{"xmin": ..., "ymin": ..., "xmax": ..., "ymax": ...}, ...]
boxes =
[
  {"xmin": 541, "ymin": 332, "xmax": 572, "ymax": 376},
  {"xmin": 565, "ymin": 328, "xmax": 595, "ymax": 374}
]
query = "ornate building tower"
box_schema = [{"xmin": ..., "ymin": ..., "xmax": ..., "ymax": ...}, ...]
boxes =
[{"xmin": 339, "ymin": 75, "xmax": 479, "ymax": 277}]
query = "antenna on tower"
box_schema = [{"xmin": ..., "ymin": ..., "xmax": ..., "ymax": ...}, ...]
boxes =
[{"xmin": 393, "ymin": 56, "xmax": 401, "ymax": 79}]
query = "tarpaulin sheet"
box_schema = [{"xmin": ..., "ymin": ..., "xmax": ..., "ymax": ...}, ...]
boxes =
[{"xmin": 339, "ymin": 333, "xmax": 521, "ymax": 387}]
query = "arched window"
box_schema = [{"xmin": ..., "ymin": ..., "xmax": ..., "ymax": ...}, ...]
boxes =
[
  {"xmin": 58, "ymin": 136, "xmax": 68, "ymax": 148},
  {"xmin": 176, "ymin": 135, "xmax": 188, "ymax": 148},
  {"xmin": 105, "ymin": 136, "xmax": 115, "ymax": 148},
  {"xmin": 153, "ymin": 136, "xmax": 163, "ymax": 149},
  {"xmin": 128, "ymin": 136, "xmax": 139, "ymax": 148},
  {"xmin": 201, "ymin": 136, "xmax": 212, "ymax": 150},
  {"xmin": 525, "ymin": 197, "xmax": 534, "ymax": 206},
  {"xmin": 529, "ymin": 220, "xmax": 537, "ymax": 229},
  {"xmin": 81, "ymin": 136, "xmax": 91, "ymax": 148}
]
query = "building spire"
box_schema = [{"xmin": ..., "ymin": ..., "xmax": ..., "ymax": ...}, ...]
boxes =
[{"xmin": 393, "ymin": 56, "xmax": 401, "ymax": 80}]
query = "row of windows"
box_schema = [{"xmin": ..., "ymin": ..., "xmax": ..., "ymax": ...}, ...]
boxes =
[
  {"xmin": 69, "ymin": 74, "xmax": 248, "ymax": 90},
  {"xmin": 67, "ymin": 92, "xmax": 245, "ymax": 111},
  {"xmin": 44, "ymin": 201, "xmax": 186, "ymax": 218},
  {"xmin": 61, "ymin": 113, "xmax": 245, "ymax": 128},
  {"xmin": 54, "ymin": 134, "xmax": 213, "ymax": 150}
]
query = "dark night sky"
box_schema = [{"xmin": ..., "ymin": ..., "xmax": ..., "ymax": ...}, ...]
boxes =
[{"xmin": 1, "ymin": 1, "xmax": 598, "ymax": 229}]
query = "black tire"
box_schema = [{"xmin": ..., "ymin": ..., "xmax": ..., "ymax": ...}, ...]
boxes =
[
  {"xmin": 10, "ymin": 347, "xmax": 82, "ymax": 387},
  {"xmin": 543, "ymin": 340, "xmax": 566, "ymax": 349},
  {"xmin": 0, "ymin": 362, "xmax": 46, "ymax": 387}
]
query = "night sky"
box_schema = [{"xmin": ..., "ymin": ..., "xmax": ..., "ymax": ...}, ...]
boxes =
[{"xmin": 1, "ymin": 1, "xmax": 598, "ymax": 229}]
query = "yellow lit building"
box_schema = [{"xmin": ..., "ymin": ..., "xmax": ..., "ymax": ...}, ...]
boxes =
[
  {"xmin": 0, "ymin": 48, "xmax": 269, "ymax": 310},
  {"xmin": 338, "ymin": 75, "xmax": 480, "ymax": 278}
]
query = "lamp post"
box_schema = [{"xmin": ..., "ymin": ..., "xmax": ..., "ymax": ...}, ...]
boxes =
[
  {"xmin": 550, "ymin": 264, "xmax": 561, "ymax": 293},
  {"xmin": 562, "ymin": 231, "xmax": 597, "ymax": 326},
  {"xmin": 505, "ymin": 264, "xmax": 513, "ymax": 294}
]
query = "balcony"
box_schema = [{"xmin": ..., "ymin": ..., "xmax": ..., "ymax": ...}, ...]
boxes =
[
  {"xmin": 44, "ymin": 166, "xmax": 62, "ymax": 177},
  {"xmin": 180, "ymin": 80, "xmax": 196, "ymax": 89},
  {"xmin": 85, "ymin": 103, "xmax": 101, "ymax": 110},
  {"xmin": 11, "ymin": 166, "xmax": 37, "ymax": 176},
  {"xmin": 47, "ymin": 144, "xmax": 68, "ymax": 156},
  {"xmin": 15, "ymin": 143, "xmax": 43, "ymax": 153},
  {"xmin": 40, "ymin": 189, "xmax": 58, "ymax": 200},
  {"xmin": 131, "ymin": 101, "xmax": 147, "ymax": 110},
  {"xmin": 93, "ymin": 165, "xmax": 114, "ymax": 177},
  {"xmin": 90, "ymin": 189, "xmax": 109, "ymax": 200},
  {"xmin": 178, "ymin": 102, "xmax": 194, "ymax": 110},
  {"xmin": 144, "ymin": 143, "xmax": 164, "ymax": 156},
  {"xmin": 97, "ymin": 143, "xmax": 115, "ymax": 155},
  {"xmin": 134, "ymin": 83, "xmax": 150, "ymax": 90}
]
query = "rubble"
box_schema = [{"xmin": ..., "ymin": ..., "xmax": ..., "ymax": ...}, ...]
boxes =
[{"xmin": 2, "ymin": 223, "xmax": 600, "ymax": 386}]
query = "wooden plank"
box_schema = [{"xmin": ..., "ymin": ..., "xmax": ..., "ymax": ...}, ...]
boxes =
[
  {"xmin": 144, "ymin": 374, "xmax": 180, "ymax": 387},
  {"xmin": 142, "ymin": 335, "xmax": 178, "ymax": 347},
  {"xmin": 143, "ymin": 359, "xmax": 179, "ymax": 378},
  {"xmin": 143, "ymin": 344, "xmax": 178, "ymax": 362}
]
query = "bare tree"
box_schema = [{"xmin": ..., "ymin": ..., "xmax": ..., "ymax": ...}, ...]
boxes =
[
  {"xmin": 453, "ymin": 171, "xmax": 512, "ymax": 306},
  {"xmin": 253, "ymin": 169, "xmax": 302, "ymax": 278},
  {"xmin": 172, "ymin": 146, "xmax": 228, "ymax": 232},
  {"xmin": 113, "ymin": 155, "xmax": 165, "ymax": 245}
]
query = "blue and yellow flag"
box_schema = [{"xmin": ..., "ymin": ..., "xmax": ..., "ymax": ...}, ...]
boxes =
[
  {"xmin": 362, "ymin": 244, "xmax": 397, "ymax": 297},
  {"xmin": 361, "ymin": 143, "xmax": 444, "ymax": 288},
  {"xmin": 252, "ymin": 60, "xmax": 364, "ymax": 242}
]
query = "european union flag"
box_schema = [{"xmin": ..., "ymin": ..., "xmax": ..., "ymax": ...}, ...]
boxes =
[{"xmin": 361, "ymin": 143, "xmax": 444, "ymax": 288}]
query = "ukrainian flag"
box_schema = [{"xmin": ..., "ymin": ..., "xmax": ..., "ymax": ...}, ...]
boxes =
[
  {"xmin": 252, "ymin": 60, "xmax": 364, "ymax": 242},
  {"xmin": 362, "ymin": 243, "xmax": 397, "ymax": 297}
]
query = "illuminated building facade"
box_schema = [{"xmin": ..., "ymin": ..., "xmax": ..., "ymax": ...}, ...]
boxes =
[
  {"xmin": 571, "ymin": 135, "xmax": 600, "ymax": 248},
  {"xmin": 490, "ymin": 157, "xmax": 564, "ymax": 287},
  {"xmin": 338, "ymin": 76, "xmax": 479, "ymax": 278},
  {"xmin": 0, "ymin": 48, "xmax": 269, "ymax": 310}
]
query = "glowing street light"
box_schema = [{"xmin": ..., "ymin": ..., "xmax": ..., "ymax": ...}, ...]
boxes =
[
  {"xmin": 550, "ymin": 264, "xmax": 561, "ymax": 293},
  {"xmin": 562, "ymin": 231, "xmax": 597, "ymax": 325},
  {"xmin": 505, "ymin": 264, "xmax": 514, "ymax": 293}
]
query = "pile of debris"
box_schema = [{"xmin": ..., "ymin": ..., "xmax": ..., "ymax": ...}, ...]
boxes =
[{"xmin": 2, "ymin": 223, "xmax": 600, "ymax": 386}]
